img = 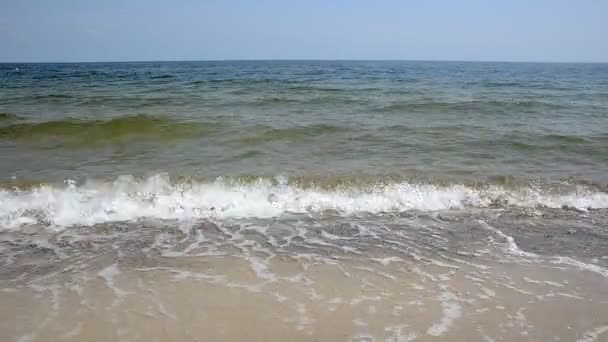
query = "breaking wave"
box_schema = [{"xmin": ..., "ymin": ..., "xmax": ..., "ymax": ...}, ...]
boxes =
[{"xmin": 1, "ymin": 175, "xmax": 607, "ymax": 229}]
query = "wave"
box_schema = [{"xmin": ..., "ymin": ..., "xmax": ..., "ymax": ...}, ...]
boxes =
[
  {"xmin": 234, "ymin": 94, "xmax": 367, "ymax": 107},
  {"xmin": 1, "ymin": 175, "xmax": 607, "ymax": 229},
  {"xmin": 75, "ymin": 96, "xmax": 179, "ymax": 107},
  {"xmin": 24, "ymin": 93, "xmax": 75, "ymax": 100},
  {"xmin": 0, "ymin": 112, "xmax": 17, "ymax": 120},
  {"xmin": 239, "ymin": 124, "xmax": 346, "ymax": 144},
  {"xmin": 150, "ymin": 74, "xmax": 175, "ymax": 79},
  {"xmin": 479, "ymin": 132, "xmax": 596, "ymax": 152},
  {"xmin": 481, "ymin": 81, "xmax": 523, "ymax": 88},
  {"xmin": 377, "ymin": 100, "xmax": 566, "ymax": 113},
  {"xmin": 0, "ymin": 115, "xmax": 212, "ymax": 146},
  {"xmin": 543, "ymin": 134, "xmax": 590, "ymax": 144}
]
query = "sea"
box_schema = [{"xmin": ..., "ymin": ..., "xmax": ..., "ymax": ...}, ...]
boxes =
[{"xmin": 1, "ymin": 61, "xmax": 607, "ymax": 341}]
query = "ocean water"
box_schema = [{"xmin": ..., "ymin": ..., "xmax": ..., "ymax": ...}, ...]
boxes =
[{"xmin": 1, "ymin": 61, "xmax": 608, "ymax": 341}]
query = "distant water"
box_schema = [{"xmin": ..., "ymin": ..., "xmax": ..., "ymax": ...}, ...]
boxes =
[{"xmin": 1, "ymin": 61, "xmax": 608, "ymax": 341}]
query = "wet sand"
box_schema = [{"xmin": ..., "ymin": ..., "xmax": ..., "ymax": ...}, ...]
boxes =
[{"xmin": 2, "ymin": 250, "xmax": 607, "ymax": 342}]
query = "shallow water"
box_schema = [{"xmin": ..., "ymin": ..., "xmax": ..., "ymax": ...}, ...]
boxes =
[
  {"xmin": 0, "ymin": 61, "xmax": 607, "ymax": 341},
  {"xmin": 2, "ymin": 210, "xmax": 608, "ymax": 341}
]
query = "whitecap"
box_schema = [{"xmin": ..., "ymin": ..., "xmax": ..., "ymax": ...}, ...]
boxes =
[{"xmin": 1, "ymin": 175, "xmax": 607, "ymax": 229}]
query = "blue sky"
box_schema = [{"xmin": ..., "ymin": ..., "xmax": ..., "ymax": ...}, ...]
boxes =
[{"xmin": 1, "ymin": 0, "xmax": 607, "ymax": 63}]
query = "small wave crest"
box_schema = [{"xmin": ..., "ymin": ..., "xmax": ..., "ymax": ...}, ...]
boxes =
[
  {"xmin": 0, "ymin": 115, "xmax": 212, "ymax": 146},
  {"xmin": 0, "ymin": 112, "xmax": 18, "ymax": 121},
  {"xmin": 377, "ymin": 99, "xmax": 565, "ymax": 113},
  {"xmin": 239, "ymin": 124, "xmax": 346, "ymax": 144},
  {"xmin": 1, "ymin": 175, "xmax": 607, "ymax": 229}
]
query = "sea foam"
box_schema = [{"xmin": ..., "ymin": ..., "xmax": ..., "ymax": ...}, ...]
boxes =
[{"xmin": 1, "ymin": 174, "xmax": 607, "ymax": 229}]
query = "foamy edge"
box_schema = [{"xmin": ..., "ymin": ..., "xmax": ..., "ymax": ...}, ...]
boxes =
[{"xmin": 1, "ymin": 175, "xmax": 607, "ymax": 229}]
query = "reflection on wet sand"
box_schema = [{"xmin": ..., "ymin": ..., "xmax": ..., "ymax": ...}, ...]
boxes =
[{"xmin": 1, "ymin": 211, "xmax": 607, "ymax": 341}]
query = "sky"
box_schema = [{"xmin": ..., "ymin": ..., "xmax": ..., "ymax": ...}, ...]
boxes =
[{"xmin": 1, "ymin": 0, "xmax": 607, "ymax": 63}]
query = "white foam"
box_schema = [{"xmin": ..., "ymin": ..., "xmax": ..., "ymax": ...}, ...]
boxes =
[
  {"xmin": 1, "ymin": 175, "xmax": 607, "ymax": 229},
  {"xmin": 16, "ymin": 333, "xmax": 36, "ymax": 342},
  {"xmin": 551, "ymin": 257, "xmax": 608, "ymax": 278},
  {"xmin": 98, "ymin": 263, "xmax": 128, "ymax": 298},
  {"xmin": 60, "ymin": 322, "xmax": 83, "ymax": 339},
  {"xmin": 249, "ymin": 256, "xmax": 277, "ymax": 281},
  {"xmin": 371, "ymin": 256, "xmax": 403, "ymax": 266},
  {"xmin": 577, "ymin": 325, "xmax": 608, "ymax": 342},
  {"xmin": 384, "ymin": 325, "xmax": 417, "ymax": 342},
  {"xmin": 478, "ymin": 221, "xmax": 538, "ymax": 258},
  {"xmin": 426, "ymin": 291, "xmax": 462, "ymax": 336}
]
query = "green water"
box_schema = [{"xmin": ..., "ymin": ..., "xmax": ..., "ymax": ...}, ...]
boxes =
[{"xmin": 1, "ymin": 61, "xmax": 606, "ymax": 184}]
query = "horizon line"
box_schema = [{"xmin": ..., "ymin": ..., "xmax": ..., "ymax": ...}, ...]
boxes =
[{"xmin": 1, "ymin": 58, "xmax": 607, "ymax": 65}]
